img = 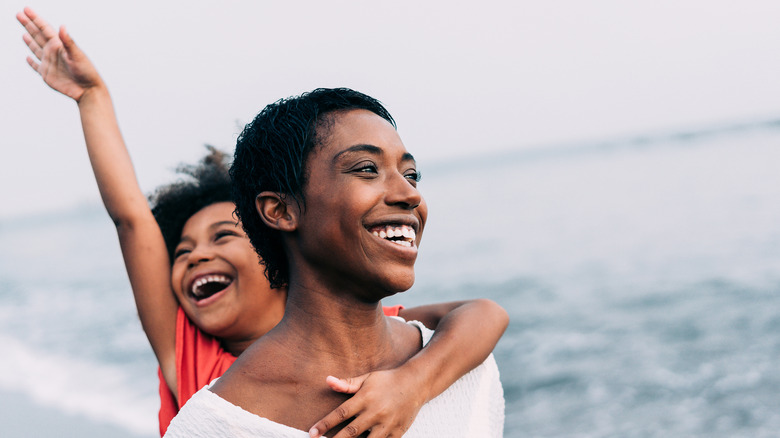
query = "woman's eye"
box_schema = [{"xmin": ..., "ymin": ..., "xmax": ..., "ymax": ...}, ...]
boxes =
[
  {"xmin": 353, "ymin": 163, "xmax": 378, "ymax": 174},
  {"xmin": 405, "ymin": 170, "xmax": 421, "ymax": 183}
]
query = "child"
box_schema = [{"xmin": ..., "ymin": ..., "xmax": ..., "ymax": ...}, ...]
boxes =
[
  {"xmin": 18, "ymin": 7, "xmax": 509, "ymax": 437},
  {"xmin": 166, "ymin": 89, "xmax": 506, "ymax": 437}
]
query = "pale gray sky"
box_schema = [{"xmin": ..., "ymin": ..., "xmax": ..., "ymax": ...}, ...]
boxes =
[{"xmin": 2, "ymin": 0, "xmax": 779, "ymax": 219}]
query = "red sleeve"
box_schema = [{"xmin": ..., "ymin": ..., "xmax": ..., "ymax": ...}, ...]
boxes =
[
  {"xmin": 158, "ymin": 307, "xmax": 238, "ymax": 436},
  {"xmin": 157, "ymin": 368, "xmax": 177, "ymax": 437},
  {"xmin": 382, "ymin": 304, "xmax": 404, "ymax": 316}
]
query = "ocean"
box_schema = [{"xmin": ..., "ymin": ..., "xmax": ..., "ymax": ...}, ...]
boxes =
[{"xmin": 1, "ymin": 121, "xmax": 779, "ymax": 437}]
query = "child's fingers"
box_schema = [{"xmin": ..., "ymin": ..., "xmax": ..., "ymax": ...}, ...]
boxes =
[
  {"xmin": 59, "ymin": 26, "xmax": 86, "ymax": 64},
  {"xmin": 21, "ymin": 33, "xmax": 43, "ymax": 61},
  {"xmin": 19, "ymin": 21, "xmax": 48, "ymax": 53},
  {"xmin": 59, "ymin": 26, "xmax": 76, "ymax": 52},
  {"xmin": 329, "ymin": 418, "xmax": 374, "ymax": 438},
  {"xmin": 19, "ymin": 18, "xmax": 43, "ymax": 48},
  {"xmin": 326, "ymin": 374, "xmax": 369, "ymax": 394},
  {"xmin": 18, "ymin": 9, "xmax": 41, "ymax": 40},
  {"xmin": 309, "ymin": 399, "xmax": 361, "ymax": 438},
  {"xmin": 26, "ymin": 56, "xmax": 41, "ymax": 73},
  {"xmin": 24, "ymin": 7, "xmax": 57, "ymax": 47},
  {"xmin": 15, "ymin": 11, "xmax": 30, "ymax": 27}
]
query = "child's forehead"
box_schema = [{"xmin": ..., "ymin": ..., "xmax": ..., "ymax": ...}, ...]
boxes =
[{"xmin": 182, "ymin": 202, "xmax": 240, "ymax": 234}]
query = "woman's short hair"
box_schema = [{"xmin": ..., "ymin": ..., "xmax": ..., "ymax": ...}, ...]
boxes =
[{"xmin": 231, "ymin": 88, "xmax": 395, "ymax": 289}]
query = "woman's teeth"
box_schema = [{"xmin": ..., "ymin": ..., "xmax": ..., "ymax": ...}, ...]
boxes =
[{"xmin": 372, "ymin": 225, "xmax": 416, "ymax": 247}]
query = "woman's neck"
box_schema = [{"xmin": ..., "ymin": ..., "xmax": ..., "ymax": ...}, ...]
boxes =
[{"xmin": 271, "ymin": 280, "xmax": 409, "ymax": 373}]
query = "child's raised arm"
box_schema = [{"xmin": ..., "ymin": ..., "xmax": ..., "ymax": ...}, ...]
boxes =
[
  {"xmin": 18, "ymin": 7, "xmax": 179, "ymax": 395},
  {"xmin": 309, "ymin": 298, "xmax": 509, "ymax": 437}
]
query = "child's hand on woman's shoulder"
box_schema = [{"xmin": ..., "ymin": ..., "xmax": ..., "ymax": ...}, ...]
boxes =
[{"xmin": 309, "ymin": 370, "xmax": 426, "ymax": 438}]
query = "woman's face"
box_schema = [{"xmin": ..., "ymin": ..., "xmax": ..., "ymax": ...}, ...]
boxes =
[
  {"xmin": 170, "ymin": 202, "xmax": 285, "ymax": 341},
  {"xmin": 293, "ymin": 109, "xmax": 428, "ymax": 297}
]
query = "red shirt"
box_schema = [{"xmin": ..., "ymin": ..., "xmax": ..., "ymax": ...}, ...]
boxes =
[{"xmin": 158, "ymin": 304, "xmax": 405, "ymax": 436}]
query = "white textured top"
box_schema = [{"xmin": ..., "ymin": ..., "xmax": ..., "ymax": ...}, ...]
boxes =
[{"xmin": 164, "ymin": 320, "xmax": 505, "ymax": 437}]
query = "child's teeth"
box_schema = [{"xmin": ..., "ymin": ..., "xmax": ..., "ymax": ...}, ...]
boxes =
[
  {"xmin": 191, "ymin": 275, "xmax": 231, "ymax": 295},
  {"xmin": 379, "ymin": 230, "xmax": 387, "ymax": 239}
]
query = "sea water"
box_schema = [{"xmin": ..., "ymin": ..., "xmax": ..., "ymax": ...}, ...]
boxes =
[{"xmin": 1, "ymin": 122, "xmax": 779, "ymax": 437}]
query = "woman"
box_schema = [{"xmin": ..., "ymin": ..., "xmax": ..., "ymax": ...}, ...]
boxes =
[{"xmin": 165, "ymin": 88, "xmax": 505, "ymax": 437}]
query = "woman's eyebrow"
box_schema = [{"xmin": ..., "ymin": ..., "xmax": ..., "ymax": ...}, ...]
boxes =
[
  {"xmin": 332, "ymin": 144, "xmax": 382, "ymax": 163},
  {"xmin": 332, "ymin": 145, "xmax": 417, "ymax": 165}
]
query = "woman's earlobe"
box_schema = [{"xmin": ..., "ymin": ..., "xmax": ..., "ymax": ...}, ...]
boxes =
[{"xmin": 255, "ymin": 191, "xmax": 297, "ymax": 231}]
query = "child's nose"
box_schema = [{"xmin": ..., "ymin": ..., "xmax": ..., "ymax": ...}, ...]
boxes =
[{"xmin": 187, "ymin": 244, "xmax": 215, "ymax": 266}]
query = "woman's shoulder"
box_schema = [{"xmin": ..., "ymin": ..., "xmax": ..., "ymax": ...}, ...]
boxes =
[
  {"xmin": 164, "ymin": 384, "xmax": 309, "ymax": 438},
  {"xmin": 407, "ymin": 353, "xmax": 505, "ymax": 437},
  {"xmin": 387, "ymin": 315, "xmax": 435, "ymax": 346}
]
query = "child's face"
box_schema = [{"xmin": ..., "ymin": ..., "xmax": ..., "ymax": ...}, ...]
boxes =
[
  {"xmin": 171, "ymin": 202, "xmax": 285, "ymax": 341},
  {"xmin": 294, "ymin": 109, "xmax": 427, "ymax": 297}
]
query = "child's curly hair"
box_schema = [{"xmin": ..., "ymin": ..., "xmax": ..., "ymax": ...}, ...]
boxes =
[{"xmin": 149, "ymin": 146, "xmax": 234, "ymax": 262}]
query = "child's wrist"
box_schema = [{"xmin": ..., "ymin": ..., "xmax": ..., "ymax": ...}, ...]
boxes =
[{"xmin": 76, "ymin": 80, "xmax": 108, "ymax": 104}]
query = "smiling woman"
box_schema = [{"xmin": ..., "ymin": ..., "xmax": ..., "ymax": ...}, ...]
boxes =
[
  {"xmin": 164, "ymin": 88, "xmax": 505, "ymax": 437},
  {"xmin": 291, "ymin": 109, "xmax": 427, "ymax": 296}
]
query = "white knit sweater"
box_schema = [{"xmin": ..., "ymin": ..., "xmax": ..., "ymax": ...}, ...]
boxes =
[{"xmin": 165, "ymin": 320, "xmax": 505, "ymax": 437}]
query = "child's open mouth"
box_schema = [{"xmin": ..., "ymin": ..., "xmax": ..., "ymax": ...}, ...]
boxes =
[
  {"xmin": 190, "ymin": 275, "xmax": 233, "ymax": 301},
  {"xmin": 370, "ymin": 224, "xmax": 416, "ymax": 248}
]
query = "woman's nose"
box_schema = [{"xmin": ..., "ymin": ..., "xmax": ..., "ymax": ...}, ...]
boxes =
[{"xmin": 385, "ymin": 171, "xmax": 422, "ymax": 209}]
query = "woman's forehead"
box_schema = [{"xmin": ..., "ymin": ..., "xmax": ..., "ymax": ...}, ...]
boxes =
[{"xmin": 315, "ymin": 109, "xmax": 406, "ymax": 158}]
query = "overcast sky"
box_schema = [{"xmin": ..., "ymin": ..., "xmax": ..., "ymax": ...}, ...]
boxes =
[{"xmin": 2, "ymin": 0, "xmax": 779, "ymax": 219}]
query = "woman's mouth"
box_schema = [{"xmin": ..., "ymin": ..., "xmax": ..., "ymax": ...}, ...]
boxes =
[
  {"xmin": 370, "ymin": 224, "xmax": 416, "ymax": 248},
  {"xmin": 190, "ymin": 274, "xmax": 233, "ymax": 301}
]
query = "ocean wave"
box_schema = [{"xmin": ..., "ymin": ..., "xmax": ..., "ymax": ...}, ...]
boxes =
[{"xmin": 0, "ymin": 334, "xmax": 157, "ymax": 436}]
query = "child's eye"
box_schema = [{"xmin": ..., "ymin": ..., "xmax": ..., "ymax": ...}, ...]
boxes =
[
  {"xmin": 174, "ymin": 248, "xmax": 191, "ymax": 259},
  {"xmin": 215, "ymin": 230, "xmax": 238, "ymax": 241}
]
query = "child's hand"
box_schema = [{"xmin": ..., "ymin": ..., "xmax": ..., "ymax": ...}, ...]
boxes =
[
  {"xmin": 309, "ymin": 370, "xmax": 426, "ymax": 438},
  {"xmin": 17, "ymin": 7, "xmax": 102, "ymax": 102}
]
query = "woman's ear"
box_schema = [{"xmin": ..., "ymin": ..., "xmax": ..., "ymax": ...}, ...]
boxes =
[{"xmin": 255, "ymin": 191, "xmax": 298, "ymax": 232}]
